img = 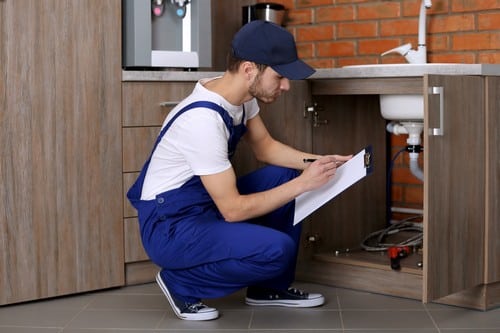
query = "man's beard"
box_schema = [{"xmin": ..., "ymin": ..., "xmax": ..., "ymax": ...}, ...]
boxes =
[{"xmin": 248, "ymin": 73, "xmax": 279, "ymax": 104}]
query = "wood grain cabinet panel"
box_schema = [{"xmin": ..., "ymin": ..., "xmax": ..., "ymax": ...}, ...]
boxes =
[
  {"xmin": 0, "ymin": 0, "xmax": 123, "ymax": 305},
  {"xmin": 122, "ymin": 82, "xmax": 195, "ymax": 127}
]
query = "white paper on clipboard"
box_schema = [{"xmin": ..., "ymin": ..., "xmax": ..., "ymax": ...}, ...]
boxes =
[{"xmin": 293, "ymin": 146, "xmax": 373, "ymax": 225}]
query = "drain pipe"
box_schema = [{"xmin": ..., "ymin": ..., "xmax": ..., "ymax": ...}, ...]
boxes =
[
  {"xmin": 387, "ymin": 121, "xmax": 424, "ymax": 182},
  {"xmin": 408, "ymin": 149, "xmax": 424, "ymax": 182}
]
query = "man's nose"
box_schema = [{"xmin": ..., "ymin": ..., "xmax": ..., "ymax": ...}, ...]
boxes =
[{"xmin": 280, "ymin": 78, "xmax": 290, "ymax": 91}]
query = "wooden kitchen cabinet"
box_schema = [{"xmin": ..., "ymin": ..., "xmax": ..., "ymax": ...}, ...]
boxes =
[
  {"xmin": 121, "ymin": 81, "xmax": 196, "ymax": 284},
  {"xmin": 0, "ymin": 0, "xmax": 123, "ymax": 305},
  {"xmin": 278, "ymin": 75, "xmax": 499, "ymax": 311}
]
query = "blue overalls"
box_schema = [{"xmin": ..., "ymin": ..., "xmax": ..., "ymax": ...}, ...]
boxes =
[{"xmin": 127, "ymin": 101, "xmax": 301, "ymax": 304}]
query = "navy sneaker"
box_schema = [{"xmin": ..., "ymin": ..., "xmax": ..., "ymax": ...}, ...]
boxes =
[
  {"xmin": 156, "ymin": 271, "xmax": 219, "ymax": 321},
  {"xmin": 245, "ymin": 286, "xmax": 325, "ymax": 308}
]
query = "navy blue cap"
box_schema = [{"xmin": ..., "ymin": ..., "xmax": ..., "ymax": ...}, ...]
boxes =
[{"xmin": 231, "ymin": 20, "xmax": 315, "ymax": 80}]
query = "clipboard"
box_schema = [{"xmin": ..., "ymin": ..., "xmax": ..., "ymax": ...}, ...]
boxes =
[{"xmin": 293, "ymin": 146, "xmax": 374, "ymax": 225}]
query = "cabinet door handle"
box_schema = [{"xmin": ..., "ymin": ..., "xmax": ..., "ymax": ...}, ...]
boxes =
[
  {"xmin": 428, "ymin": 86, "xmax": 444, "ymax": 136},
  {"xmin": 159, "ymin": 101, "xmax": 181, "ymax": 107}
]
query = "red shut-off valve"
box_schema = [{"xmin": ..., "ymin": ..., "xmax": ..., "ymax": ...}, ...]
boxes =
[{"xmin": 387, "ymin": 246, "xmax": 410, "ymax": 270}]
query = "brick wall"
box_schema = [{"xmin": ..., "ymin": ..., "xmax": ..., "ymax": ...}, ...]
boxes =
[
  {"xmin": 259, "ymin": 0, "xmax": 500, "ymax": 67},
  {"xmin": 258, "ymin": 0, "xmax": 500, "ymax": 219}
]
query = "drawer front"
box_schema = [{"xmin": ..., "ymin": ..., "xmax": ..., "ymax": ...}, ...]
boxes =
[
  {"xmin": 123, "ymin": 172, "xmax": 139, "ymax": 218},
  {"xmin": 124, "ymin": 217, "xmax": 149, "ymax": 263},
  {"xmin": 122, "ymin": 82, "xmax": 195, "ymax": 127},
  {"xmin": 123, "ymin": 127, "xmax": 160, "ymax": 172}
]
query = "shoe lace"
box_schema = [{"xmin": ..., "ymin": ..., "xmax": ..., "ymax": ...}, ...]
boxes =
[
  {"xmin": 287, "ymin": 287, "xmax": 306, "ymax": 296},
  {"xmin": 186, "ymin": 302, "xmax": 207, "ymax": 312}
]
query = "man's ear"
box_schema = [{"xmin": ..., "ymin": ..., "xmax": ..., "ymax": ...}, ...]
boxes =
[{"xmin": 240, "ymin": 61, "xmax": 257, "ymax": 81}]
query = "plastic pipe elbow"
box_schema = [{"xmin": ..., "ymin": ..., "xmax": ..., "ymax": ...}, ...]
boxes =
[{"xmin": 409, "ymin": 154, "xmax": 424, "ymax": 182}]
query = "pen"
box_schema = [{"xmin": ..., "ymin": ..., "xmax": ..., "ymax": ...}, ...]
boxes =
[{"xmin": 304, "ymin": 158, "xmax": 342, "ymax": 165}]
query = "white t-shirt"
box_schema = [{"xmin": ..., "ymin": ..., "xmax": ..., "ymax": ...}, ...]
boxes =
[{"xmin": 140, "ymin": 77, "xmax": 260, "ymax": 200}]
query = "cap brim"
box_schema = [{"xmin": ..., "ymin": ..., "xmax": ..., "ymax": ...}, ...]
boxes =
[{"xmin": 272, "ymin": 59, "xmax": 316, "ymax": 80}]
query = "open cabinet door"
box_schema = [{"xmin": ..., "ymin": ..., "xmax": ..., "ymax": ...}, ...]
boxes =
[{"xmin": 423, "ymin": 75, "xmax": 485, "ymax": 302}]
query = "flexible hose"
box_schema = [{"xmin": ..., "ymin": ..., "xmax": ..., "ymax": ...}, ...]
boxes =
[{"xmin": 360, "ymin": 217, "xmax": 423, "ymax": 252}]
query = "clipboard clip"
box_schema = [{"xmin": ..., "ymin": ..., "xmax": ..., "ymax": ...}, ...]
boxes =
[
  {"xmin": 363, "ymin": 146, "xmax": 374, "ymax": 174},
  {"xmin": 364, "ymin": 152, "xmax": 372, "ymax": 168}
]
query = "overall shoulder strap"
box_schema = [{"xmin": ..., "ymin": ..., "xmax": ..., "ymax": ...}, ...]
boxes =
[{"xmin": 152, "ymin": 101, "xmax": 231, "ymax": 151}]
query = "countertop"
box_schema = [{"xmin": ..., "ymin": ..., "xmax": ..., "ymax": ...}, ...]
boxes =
[{"xmin": 122, "ymin": 64, "xmax": 500, "ymax": 82}]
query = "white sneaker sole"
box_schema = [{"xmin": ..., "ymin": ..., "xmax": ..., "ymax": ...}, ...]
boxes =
[
  {"xmin": 245, "ymin": 295, "xmax": 325, "ymax": 308},
  {"xmin": 156, "ymin": 272, "xmax": 219, "ymax": 321}
]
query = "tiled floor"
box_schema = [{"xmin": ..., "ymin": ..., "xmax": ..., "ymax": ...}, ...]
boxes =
[{"xmin": 1, "ymin": 281, "xmax": 499, "ymax": 333}]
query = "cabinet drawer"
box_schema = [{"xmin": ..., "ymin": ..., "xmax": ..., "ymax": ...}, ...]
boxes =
[
  {"xmin": 122, "ymin": 82, "xmax": 195, "ymax": 127},
  {"xmin": 123, "ymin": 127, "xmax": 160, "ymax": 172},
  {"xmin": 123, "ymin": 172, "xmax": 139, "ymax": 218},
  {"xmin": 124, "ymin": 217, "xmax": 149, "ymax": 263}
]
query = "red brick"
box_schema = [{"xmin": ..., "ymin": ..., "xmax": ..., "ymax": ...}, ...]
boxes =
[
  {"xmin": 336, "ymin": 0, "xmax": 371, "ymax": 3},
  {"xmin": 428, "ymin": 14, "xmax": 475, "ymax": 33},
  {"xmin": 391, "ymin": 133, "xmax": 408, "ymax": 147},
  {"xmin": 337, "ymin": 21, "xmax": 378, "ymax": 38},
  {"xmin": 392, "ymin": 166, "xmax": 423, "ymax": 185},
  {"xmin": 452, "ymin": 0, "xmax": 500, "ymax": 12},
  {"xmin": 380, "ymin": 56, "xmax": 409, "ymax": 64},
  {"xmin": 404, "ymin": 185, "xmax": 424, "ymax": 205},
  {"xmin": 297, "ymin": 0, "xmax": 334, "ymax": 8},
  {"xmin": 256, "ymin": 0, "xmax": 294, "ymax": 8},
  {"xmin": 358, "ymin": 2, "xmax": 401, "ymax": 20},
  {"xmin": 478, "ymin": 12, "xmax": 500, "ymax": 30},
  {"xmin": 428, "ymin": 53, "xmax": 476, "ymax": 64},
  {"xmin": 287, "ymin": 9, "xmax": 314, "ymax": 25},
  {"xmin": 296, "ymin": 43, "xmax": 315, "ymax": 58},
  {"xmin": 316, "ymin": 41, "xmax": 355, "ymax": 57},
  {"xmin": 427, "ymin": 0, "xmax": 450, "ymax": 14},
  {"xmin": 336, "ymin": 56, "xmax": 380, "ymax": 67},
  {"xmin": 358, "ymin": 39, "xmax": 402, "ymax": 55},
  {"xmin": 380, "ymin": 19, "xmax": 419, "ymax": 37},
  {"xmin": 401, "ymin": 0, "xmax": 422, "ymax": 17},
  {"xmin": 427, "ymin": 35, "xmax": 450, "ymax": 52},
  {"xmin": 296, "ymin": 25, "xmax": 334, "ymax": 42},
  {"xmin": 307, "ymin": 58, "xmax": 335, "ymax": 68},
  {"xmin": 478, "ymin": 51, "xmax": 500, "ymax": 63},
  {"xmin": 402, "ymin": 0, "xmax": 449, "ymax": 16},
  {"xmin": 316, "ymin": 6, "xmax": 354, "ymax": 23},
  {"xmin": 391, "ymin": 184, "xmax": 404, "ymax": 202},
  {"xmin": 452, "ymin": 32, "xmax": 500, "ymax": 51}
]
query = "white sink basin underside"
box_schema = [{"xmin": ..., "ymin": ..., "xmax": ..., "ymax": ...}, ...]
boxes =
[{"xmin": 380, "ymin": 94, "xmax": 423, "ymax": 120}]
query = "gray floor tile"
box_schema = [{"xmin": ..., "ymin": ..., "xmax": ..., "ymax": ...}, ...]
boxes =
[
  {"xmin": 0, "ymin": 301, "xmax": 82, "ymax": 327},
  {"xmin": 337, "ymin": 289, "xmax": 425, "ymax": 310},
  {"xmin": 429, "ymin": 308, "xmax": 500, "ymax": 329},
  {"xmin": 346, "ymin": 330, "xmax": 438, "ymax": 333},
  {"xmin": 0, "ymin": 328, "xmax": 61, "ymax": 333},
  {"xmin": 65, "ymin": 309, "xmax": 165, "ymax": 329},
  {"xmin": 342, "ymin": 310, "xmax": 435, "ymax": 329},
  {"xmin": 156, "ymin": 309, "xmax": 253, "ymax": 330},
  {"xmin": 87, "ymin": 294, "xmax": 168, "ymax": 310},
  {"xmin": 440, "ymin": 328, "xmax": 500, "ymax": 333},
  {"xmin": 248, "ymin": 331, "xmax": 342, "ymax": 333},
  {"xmin": 250, "ymin": 308, "xmax": 342, "ymax": 330}
]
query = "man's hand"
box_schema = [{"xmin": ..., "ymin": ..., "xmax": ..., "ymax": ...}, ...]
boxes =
[{"xmin": 300, "ymin": 155, "xmax": 352, "ymax": 192}]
